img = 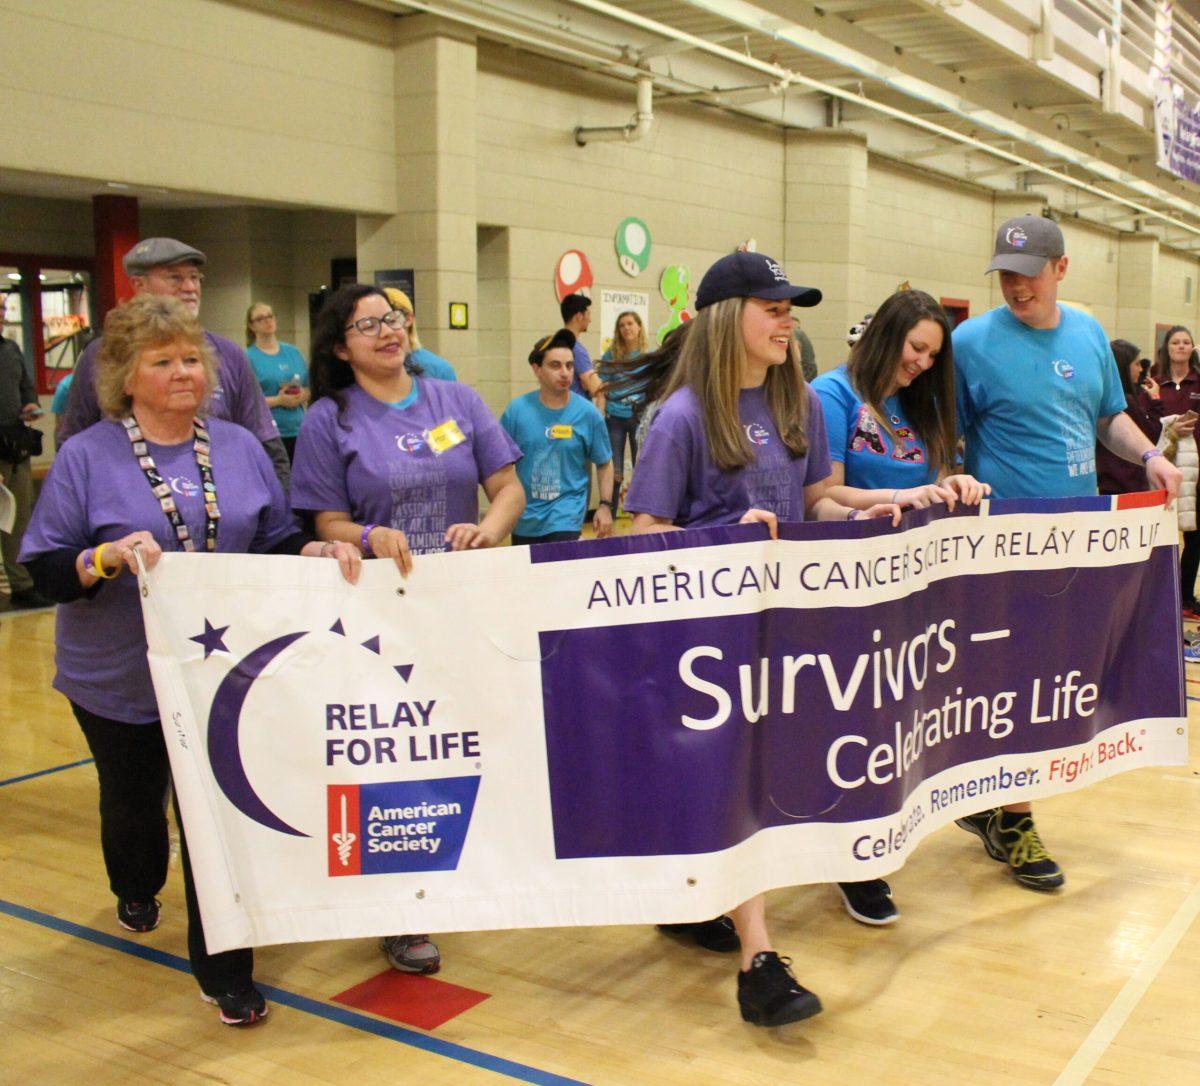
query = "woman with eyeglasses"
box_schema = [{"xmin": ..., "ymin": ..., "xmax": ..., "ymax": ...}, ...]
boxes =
[
  {"xmin": 245, "ymin": 302, "xmax": 309, "ymax": 462},
  {"xmin": 290, "ymin": 285, "xmax": 524, "ymax": 974}
]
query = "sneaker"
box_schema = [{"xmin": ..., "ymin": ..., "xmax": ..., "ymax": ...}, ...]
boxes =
[
  {"xmin": 116, "ymin": 897, "xmax": 161, "ymax": 932},
  {"xmin": 201, "ymin": 982, "xmax": 269, "ymax": 1026},
  {"xmin": 1185, "ymin": 643, "xmax": 1200, "ymax": 663},
  {"xmin": 955, "ymin": 808, "xmax": 1007, "ymax": 862},
  {"xmin": 990, "ymin": 811, "xmax": 1065, "ymax": 891},
  {"xmin": 736, "ymin": 951, "xmax": 822, "ymax": 1027},
  {"xmin": 656, "ymin": 915, "xmax": 740, "ymax": 952},
  {"xmin": 380, "ymin": 933, "xmax": 441, "ymax": 974},
  {"xmin": 836, "ymin": 880, "xmax": 899, "ymax": 925},
  {"xmin": 957, "ymin": 808, "xmax": 1064, "ymax": 890}
]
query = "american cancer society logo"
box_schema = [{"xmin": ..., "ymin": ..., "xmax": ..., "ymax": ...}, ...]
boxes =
[{"xmin": 327, "ymin": 776, "xmax": 480, "ymax": 876}]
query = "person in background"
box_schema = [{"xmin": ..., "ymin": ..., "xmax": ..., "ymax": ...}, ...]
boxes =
[
  {"xmin": 383, "ymin": 288, "xmax": 457, "ymax": 381},
  {"xmin": 597, "ymin": 310, "xmax": 648, "ymax": 511},
  {"xmin": 58, "ymin": 237, "xmax": 289, "ymax": 488},
  {"xmin": 0, "ymin": 303, "xmax": 48, "ymax": 609},
  {"xmin": 953, "ymin": 214, "xmax": 1180, "ymax": 891},
  {"xmin": 1153, "ymin": 325, "xmax": 1200, "ymax": 616},
  {"xmin": 19, "ymin": 294, "xmax": 360, "ymax": 1026},
  {"xmin": 560, "ymin": 294, "xmax": 604, "ymax": 407},
  {"xmin": 626, "ymin": 250, "xmax": 901, "ymax": 1029},
  {"xmin": 793, "ymin": 318, "xmax": 817, "ymax": 383},
  {"xmin": 245, "ymin": 302, "xmax": 309, "ymax": 462},
  {"xmin": 501, "ymin": 330, "xmax": 614, "ymax": 545},
  {"xmin": 1096, "ymin": 339, "xmax": 1183, "ymax": 497},
  {"xmin": 291, "ymin": 285, "xmax": 524, "ymax": 976}
]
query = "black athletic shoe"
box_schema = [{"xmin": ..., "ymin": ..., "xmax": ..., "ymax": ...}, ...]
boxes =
[
  {"xmin": 202, "ymin": 982, "xmax": 269, "ymax": 1026},
  {"xmin": 116, "ymin": 897, "xmax": 161, "ymax": 932},
  {"xmin": 837, "ymin": 879, "xmax": 899, "ymax": 926},
  {"xmin": 656, "ymin": 915, "xmax": 740, "ymax": 952},
  {"xmin": 737, "ymin": 951, "xmax": 822, "ymax": 1027},
  {"xmin": 957, "ymin": 808, "xmax": 1064, "ymax": 890},
  {"xmin": 955, "ymin": 808, "xmax": 1007, "ymax": 861}
]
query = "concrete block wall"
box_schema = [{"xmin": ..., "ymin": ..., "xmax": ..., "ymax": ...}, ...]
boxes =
[{"xmin": 475, "ymin": 45, "xmax": 785, "ymax": 407}]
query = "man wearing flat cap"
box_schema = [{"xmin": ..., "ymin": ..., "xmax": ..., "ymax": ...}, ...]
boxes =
[
  {"xmin": 59, "ymin": 237, "xmax": 289, "ymax": 486},
  {"xmin": 950, "ymin": 213, "xmax": 1180, "ymax": 893}
]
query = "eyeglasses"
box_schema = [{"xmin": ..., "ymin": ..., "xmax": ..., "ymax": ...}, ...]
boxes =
[
  {"xmin": 345, "ymin": 311, "xmax": 407, "ymax": 337},
  {"xmin": 251, "ymin": 312, "xmax": 275, "ymax": 322},
  {"xmin": 152, "ymin": 270, "xmax": 204, "ymax": 288}
]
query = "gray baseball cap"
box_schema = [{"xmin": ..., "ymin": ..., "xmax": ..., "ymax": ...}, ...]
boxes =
[
  {"xmin": 986, "ymin": 215, "xmax": 1064, "ymax": 276},
  {"xmin": 122, "ymin": 237, "xmax": 207, "ymax": 276}
]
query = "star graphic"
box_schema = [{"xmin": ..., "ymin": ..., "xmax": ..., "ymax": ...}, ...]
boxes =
[{"xmin": 190, "ymin": 618, "xmax": 230, "ymax": 659}]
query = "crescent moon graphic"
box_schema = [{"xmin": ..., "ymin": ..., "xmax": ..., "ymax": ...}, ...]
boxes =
[
  {"xmin": 207, "ymin": 631, "xmax": 310, "ymax": 836},
  {"xmin": 170, "ymin": 477, "xmax": 185, "ymax": 495}
]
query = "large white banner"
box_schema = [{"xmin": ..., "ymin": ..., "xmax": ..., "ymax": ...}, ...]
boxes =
[{"xmin": 141, "ymin": 497, "xmax": 1186, "ymax": 953}]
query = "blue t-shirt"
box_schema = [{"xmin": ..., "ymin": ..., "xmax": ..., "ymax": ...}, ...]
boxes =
[
  {"xmin": 811, "ymin": 364, "xmax": 936, "ymax": 490},
  {"xmin": 598, "ymin": 349, "xmax": 647, "ymax": 419},
  {"xmin": 500, "ymin": 391, "xmax": 612, "ymax": 536},
  {"xmin": 50, "ymin": 373, "xmax": 74, "ymax": 415},
  {"xmin": 571, "ymin": 341, "xmax": 594, "ymax": 399},
  {"xmin": 409, "ymin": 347, "xmax": 456, "ymax": 382},
  {"xmin": 953, "ymin": 305, "xmax": 1125, "ymax": 498},
  {"xmin": 247, "ymin": 342, "xmax": 308, "ymax": 438}
]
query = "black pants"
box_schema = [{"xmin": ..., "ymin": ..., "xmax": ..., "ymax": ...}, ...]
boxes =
[
  {"xmin": 281, "ymin": 435, "xmax": 298, "ymax": 463},
  {"xmin": 73, "ymin": 704, "xmax": 253, "ymax": 995},
  {"xmin": 1183, "ymin": 529, "xmax": 1200, "ymax": 605},
  {"xmin": 511, "ymin": 530, "xmax": 581, "ymax": 546}
]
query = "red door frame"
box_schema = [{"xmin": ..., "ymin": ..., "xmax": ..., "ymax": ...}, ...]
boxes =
[{"xmin": 0, "ymin": 250, "xmax": 95, "ymax": 394}]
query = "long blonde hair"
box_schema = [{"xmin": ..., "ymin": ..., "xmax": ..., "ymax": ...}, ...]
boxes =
[
  {"xmin": 662, "ymin": 297, "xmax": 809, "ymax": 470},
  {"xmin": 610, "ymin": 310, "xmax": 646, "ymax": 362}
]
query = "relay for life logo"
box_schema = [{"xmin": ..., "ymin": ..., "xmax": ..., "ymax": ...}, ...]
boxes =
[{"xmin": 195, "ymin": 613, "xmax": 481, "ymax": 879}]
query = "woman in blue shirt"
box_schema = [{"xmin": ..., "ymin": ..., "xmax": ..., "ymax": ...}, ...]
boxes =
[
  {"xmin": 597, "ymin": 310, "xmax": 648, "ymax": 509},
  {"xmin": 812, "ymin": 289, "xmax": 987, "ymax": 510},
  {"xmin": 245, "ymin": 302, "xmax": 308, "ymax": 462}
]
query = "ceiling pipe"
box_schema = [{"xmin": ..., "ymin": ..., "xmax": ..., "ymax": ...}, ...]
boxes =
[{"xmin": 574, "ymin": 74, "xmax": 653, "ymax": 145}]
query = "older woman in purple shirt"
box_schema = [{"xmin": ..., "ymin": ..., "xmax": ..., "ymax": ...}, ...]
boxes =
[
  {"xmin": 290, "ymin": 284, "xmax": 524, "ymax": 975},
  {"xmin": 21, "ymin": 295, "xmax": 360, "ymax": 1027}
]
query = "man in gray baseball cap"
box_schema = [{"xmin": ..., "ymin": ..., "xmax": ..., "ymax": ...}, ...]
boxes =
[
  {"xmin": 951, "ymin": 211, "xmax": 1180, "ymax": 893},
  {"xmin": 59, "ymin": 237, "xmax": 289, "ymax": 487}
]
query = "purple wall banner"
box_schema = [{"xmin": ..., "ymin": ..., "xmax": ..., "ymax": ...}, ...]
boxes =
[{"xmin": 140, "ymin": 496, "xmax": 1185, "ymax": 953}]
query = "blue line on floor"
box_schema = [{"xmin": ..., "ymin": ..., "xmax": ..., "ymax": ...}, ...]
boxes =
[
  {"xmin": 1188, "ymin": 696, "xmax": 1200, "ymax": 703},
  {"xmin": 0, "ymin": 897, "xmax": 586, "ymax": 1086},
  {"xmin": 0, "ymin": 757, "xmax": 94, "ymax": 788}
]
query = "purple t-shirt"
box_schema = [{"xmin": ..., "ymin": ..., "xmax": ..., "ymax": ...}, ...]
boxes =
[
  {"xmin": 290, "ymin": 379, "xmax": 521, "ymax": 555},
  {"xmin": 20, "ymin": 418, "xmax": 297, "ymax": 723},
  {"xmin": 59, "ymin": 330, "xmax": 279, "ymax": 446},
  {"xmin": 625, "ymin": 384, "xmax": 832, "ymax": 527}
]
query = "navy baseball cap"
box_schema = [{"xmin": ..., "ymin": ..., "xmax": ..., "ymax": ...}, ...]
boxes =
[
  {"xmin": 986, "ymin": 215, "xmax": 1064, "ymax": 276},
  {"xmin": 695, "ymin": 251, "xmax": 822, "ymax": 311}
]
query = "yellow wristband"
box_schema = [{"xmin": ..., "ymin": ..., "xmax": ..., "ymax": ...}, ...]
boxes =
[{"xmin": 91, "ymin": 542, "xmax": 120, "ymax": 580}]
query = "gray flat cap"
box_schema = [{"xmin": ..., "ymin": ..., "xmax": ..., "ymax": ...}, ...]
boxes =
[{"xmin": 122, "ymin": 237, "xmax": 207, "ymax": 276}]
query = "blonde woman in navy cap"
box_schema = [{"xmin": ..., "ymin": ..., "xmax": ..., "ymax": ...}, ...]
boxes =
[{"xmin": 625, "ymin": 250, "xmax": 901, "ymax": 1028}]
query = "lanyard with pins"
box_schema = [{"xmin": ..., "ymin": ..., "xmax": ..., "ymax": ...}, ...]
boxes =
[{"xmin": 122, "ymin": 416, "xmax": 220, "ymax": 552}]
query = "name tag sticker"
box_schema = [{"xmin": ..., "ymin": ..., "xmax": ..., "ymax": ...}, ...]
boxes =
[
  {"xmin": 426, "ymin": 419, "xmax": 466, "ymax": 454},
  {"xmin": 550, "ymin": 424, "xmax": 574, "ymax": 439}
]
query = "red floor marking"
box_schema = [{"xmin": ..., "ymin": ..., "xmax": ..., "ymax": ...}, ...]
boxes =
[{"xmin": 332, "ymin": 968, "xmax": 490, "ymax": 1031}]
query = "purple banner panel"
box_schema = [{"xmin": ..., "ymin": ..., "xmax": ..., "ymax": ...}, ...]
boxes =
[{"xmin": 541, "ymin": 549, "xmax": 1181, "ymax": 860}]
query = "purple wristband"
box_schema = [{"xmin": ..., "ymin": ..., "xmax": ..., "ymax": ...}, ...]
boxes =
[
  {"xmin": 360, "ymin": 523, "xmax": 378, "ymax": 556},
  {"xmin": 81, "ymin": 547, "xmax": 96, "ymax": 575},
  {"xmin": 846, "ymin": 509, "xmax": 862, "ymax": 521},
  {"xmin": 1142, "ymin": 448, "xmax": 1164, "ymax": 464}
]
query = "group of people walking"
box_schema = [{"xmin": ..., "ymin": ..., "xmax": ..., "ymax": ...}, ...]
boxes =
[{"xmin": 9, "ymin": 212, "xmax": 1185, "ymax": 1029}]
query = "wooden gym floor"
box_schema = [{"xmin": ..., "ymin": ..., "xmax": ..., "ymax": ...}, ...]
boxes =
[{"xmin": 2, "ymin": 600, "xmax": 1199, "ymax": 1086}]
